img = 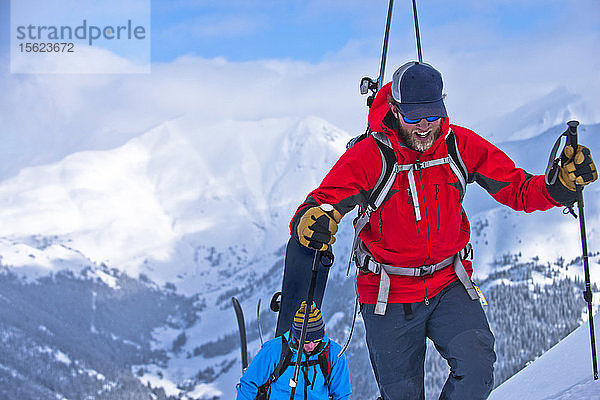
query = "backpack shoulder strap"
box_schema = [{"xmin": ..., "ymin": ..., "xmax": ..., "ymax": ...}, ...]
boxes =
[
  {"xmin": 346, "ymin": 131, "xmax": 398, "ymax": 210},
  {"xmin": 317, "ymin": 341, "xmax": 332, "ymax": 386},
  {"xmin": 273, "ymin": 336, "xmax": 294, "ymax": 382},
  {"xmin": 349, "ymin": 132, "xmax": 399, "ymax": 269},
  {"xmin": 445, "ymin": 129, "xmax": 468, "ymax": 201},
  {"xmin": 368, "ymin": 132, "xmax": 398, "ymax": 210},
  {"xmin": 257, "ymin": 336, "xmax": 294, "ymax": 396}
]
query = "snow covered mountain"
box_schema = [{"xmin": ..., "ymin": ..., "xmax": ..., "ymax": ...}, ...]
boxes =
[
  {"xmin": 0, "ymin": 114, "xmax": 351, "ymax": 399},
  {"xmin": 0, "ymin": 115, "xmax": 348, "ymax": 291},
  {"xmin": 473, "ymin": 86, "xmax": 588, "ymax": 144},
  {"xmin": 0, "ymin": 101, "xmax": 598, "ymax": 399},
  {"xmin": 489, "ymin": 313, "xmax": 600, "ymax": 400}
]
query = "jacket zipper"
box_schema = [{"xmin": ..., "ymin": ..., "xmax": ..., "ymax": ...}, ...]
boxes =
[
  {"xmin": 418, "ymin": 164, "xmax": 432, "ymax": 306},
  {"xmin": 435, "ymin": 184, "xmax": 440, "ymax": 231},
  {"xmin": 417, "ymin": 167, "xmax": 432, "ymax": 262}
]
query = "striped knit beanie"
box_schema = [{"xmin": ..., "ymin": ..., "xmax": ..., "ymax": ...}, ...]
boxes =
[{"xmin": 292, "ymin": 302, "xmax": 325, "ymax": 341}]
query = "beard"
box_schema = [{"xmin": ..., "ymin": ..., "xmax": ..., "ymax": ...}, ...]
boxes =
[{"xmin": 397, "ymin": 122, "xmax": 442, "ymax": 152}]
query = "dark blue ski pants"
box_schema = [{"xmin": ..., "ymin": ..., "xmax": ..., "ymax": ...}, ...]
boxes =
[{"xmin": 361, "ymin": 281, "xmax": 496, "ymax": 400}]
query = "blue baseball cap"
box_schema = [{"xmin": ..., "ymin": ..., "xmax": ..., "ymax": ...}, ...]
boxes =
[{"xmin": 391, "ymin": 61, "xmax": 447, "ymax": 120}]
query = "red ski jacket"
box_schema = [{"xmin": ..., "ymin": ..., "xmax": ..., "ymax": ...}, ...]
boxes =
[{"xmin": 291, "ymin": 82, "xmax": 560, "ymax": 304}]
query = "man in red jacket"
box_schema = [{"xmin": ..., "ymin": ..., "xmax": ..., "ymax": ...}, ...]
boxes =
[{"xmin": 287, "ymin": 61, "xmax": 597, "ymax": 399}]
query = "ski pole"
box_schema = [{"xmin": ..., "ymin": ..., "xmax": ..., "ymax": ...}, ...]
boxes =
[
  {"xmin": 288, "ymin": 250, "xmax": 319, "ymax": 399},
  {"xmin": 359, "ymin": 0, "xmax": 394, "ymax": 108},
  {"xmin": 411, "ymin": 0, "xmax": 423, "ymax": 63},
  {"xmin": 565, "ymin": 120, "xmax": 598, "ymax": 380},
  {"xmin": 378, "ymin": 0, "xmax": 394, "ymax": 93},
  {"xmin": 289, "ymin": 246, "xmax": 334, "ymax": 398}
]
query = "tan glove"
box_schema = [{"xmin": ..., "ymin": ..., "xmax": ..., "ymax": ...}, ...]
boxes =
[
  {"xmin": 558, "ymin": 145, "xmax": 597, "ymax": 190},
  {"xmin": 548, "ymin": 145, "xmax": 598, "ymax": 206},
  {"xmin": 294, "ymin": 204, "xmax": 342, "ymax": 251}
]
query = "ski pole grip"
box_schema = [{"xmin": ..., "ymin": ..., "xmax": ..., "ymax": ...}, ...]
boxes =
[{"xmin": 567, "ymin": 120, "xmax": 579, "ymax": 149}]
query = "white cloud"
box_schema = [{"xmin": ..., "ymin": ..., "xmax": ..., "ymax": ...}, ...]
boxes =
[
  {"xmin": 1, "ymin": 4, "xmax": 598, "ymax": 177},
  {"xmin": 11, "ymin": 44, "xmax": 149, "ymax": 74}
]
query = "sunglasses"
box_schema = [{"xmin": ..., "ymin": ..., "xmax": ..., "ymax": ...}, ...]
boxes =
[
  {"xmin": 305, "ymin": 339, "xmax": 322, "ymax": 344},
  {"xmin": 295, "ymin": 338, "xmax": 322, "ymax": 345},
  {"xmin": 402, "ymin": 115, "xmax": 441, "ymax": 124}
]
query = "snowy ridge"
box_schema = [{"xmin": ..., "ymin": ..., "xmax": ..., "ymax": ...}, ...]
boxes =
[
  {"xmin": 489, "ymin": 313, "xmax": 600, "ymax": 399},
  {"xmin": 0, "ymin": 115, "xmax": 348, "ymax": 293},
  {"xmin": 473, "ymin": 86, "xmax": 589, "ymax": 144}
]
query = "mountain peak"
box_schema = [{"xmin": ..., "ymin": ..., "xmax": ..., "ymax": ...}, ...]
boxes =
[{"xmin": 475, "ymin": 86, "xmax": 582, "ymax": 143}]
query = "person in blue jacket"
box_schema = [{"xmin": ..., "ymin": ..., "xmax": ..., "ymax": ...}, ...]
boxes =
[{"xmin": 236, "ymin": 302, "xmax": 351, "ymax": 399}]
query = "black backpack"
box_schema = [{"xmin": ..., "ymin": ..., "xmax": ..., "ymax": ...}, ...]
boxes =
[{"xmin": 255, "ymin": 335, "xmax": 331, "ymax": 400}]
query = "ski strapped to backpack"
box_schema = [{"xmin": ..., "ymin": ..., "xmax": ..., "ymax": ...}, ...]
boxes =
[
  {"xmin": 255, "ymin": 335, "xmax": 331, "ymax": 400},
  {"xmin": 232, "ymin": 297, "xmax": 249, "ymax": 372},
  {"xmin": 347, "ymin": 130, "xmax": 479, "ymax": 315}
]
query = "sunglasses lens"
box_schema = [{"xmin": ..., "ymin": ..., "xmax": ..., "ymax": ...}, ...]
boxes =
[
  {"xmin": 402, "ymin": 116, "xmax": 421, "ymax": 124},
  {"xmin": 402, "ymin": 116, "xmax": 441, "ymax": 124}
]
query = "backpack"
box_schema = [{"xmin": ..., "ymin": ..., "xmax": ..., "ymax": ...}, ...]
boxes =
[
  {"xmin": 346, "ymin": 130, "xmax": 468, "ymax": 268},
  {"xmin": 255, "ymin": 335, "xmax": 332, "ymax": 400}
]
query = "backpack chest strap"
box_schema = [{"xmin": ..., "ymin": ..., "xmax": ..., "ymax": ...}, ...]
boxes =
[{"xmin": 396, "ymin": 156, "xmax": 451, "ymax": 221}]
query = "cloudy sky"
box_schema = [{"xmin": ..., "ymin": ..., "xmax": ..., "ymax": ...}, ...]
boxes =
[{"xmin": 0, "ymin": 0, "xmax": 598, "ymax": 178}]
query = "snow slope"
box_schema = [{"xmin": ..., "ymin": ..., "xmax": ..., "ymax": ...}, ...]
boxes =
[
  {"xmin": 0, "ymin": 115, "xmax": 348, "ymax": 292},
  {"xmin": 490, "ymin": 313, "xmax": 600, "ymax": 400}
]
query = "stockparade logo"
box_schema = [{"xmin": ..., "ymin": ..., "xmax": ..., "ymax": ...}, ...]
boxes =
[{"xmin": 11, "ymin": 0, "xmax": 151, "ymax": 74}]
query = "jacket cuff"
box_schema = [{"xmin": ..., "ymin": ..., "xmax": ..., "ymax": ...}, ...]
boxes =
[{"xmin": 546, "ymin": 181, "xmax": 577, "ymax": 207}]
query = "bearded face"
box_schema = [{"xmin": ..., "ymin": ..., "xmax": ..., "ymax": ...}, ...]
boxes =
[
  {"xmin": 397, "ymin": 121, "xmax": 442, "ymax": 152},
  {"xmin": 392, "ymin": 107, "xmax": 443, "ymax": 153}
]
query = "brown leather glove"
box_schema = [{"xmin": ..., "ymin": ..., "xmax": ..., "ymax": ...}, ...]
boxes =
[
  {"xmin": 559, "ymin": 145, "xmax": 597, "ymax": 189},
  {"xmin": 293, "ymin": 204, "xmax": 342, "ymax": 251},
  {"xmin": 548, "ymin": 145, "xmax": 597, "ymax": 205}
]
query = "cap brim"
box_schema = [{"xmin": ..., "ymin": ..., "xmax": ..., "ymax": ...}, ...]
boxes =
[{"xmin": 397, "ymin": 100, "xmax": 447, "ymax": 120}]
